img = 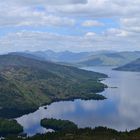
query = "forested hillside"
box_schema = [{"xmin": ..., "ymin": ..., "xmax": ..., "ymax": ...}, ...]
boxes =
[{"xmin": 0, "ymin": 54, "xmax": 107, "ymax": 118}]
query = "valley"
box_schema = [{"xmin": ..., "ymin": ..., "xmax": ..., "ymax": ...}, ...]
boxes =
[
  {"xmin": 1, "ymin": 0, "xmax": 140, "ymax": 139},
  {"xmin": 0, "ymin": 52, "xmax": 140, "ymax": 139}
]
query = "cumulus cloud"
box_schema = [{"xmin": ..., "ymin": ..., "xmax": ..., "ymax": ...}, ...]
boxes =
[
  {"xmin": 120, "ymin": 18, "xmax": 140, "ymax": 33},
  {"xmin": 85, "ymin": 32, "xmax": 96, "ymax": 37},
  {"xmin": 0, "ymin": 0, "xmax": 140, "ymax": 29},
  {"xmin": 104, "ymin": 28, "xmax": 129, "ymax": 37},
  {"xmin": 0, "ymin": 0, "xmax": 140, "ymax": 52},
  {"xmin": 82, "ymin": 20, "xmax": 104, "ymax": 27},
  {"xmin": 17, "ymin": 14, "xmax": 75, "ymax": 27},
  {"xmin": 0, "ymin": 31, "xmax": 139, "ymax": 53},
  {"xmin": 52, "ymin": 0, "xmax": 140, "ymax": 17},
  {"xmin": 0, "ymin": 2, "xmax": 75, "ymax": 27}
]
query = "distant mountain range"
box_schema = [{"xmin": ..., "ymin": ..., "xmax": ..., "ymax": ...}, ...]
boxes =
[
  {"xmin": 78, "ymin": 51, "xmax": 140, "ymax": 66},
  {"xmin": 114, "ymin": 58, "xmax": 140, "ymax": 72},
  {"xmin": 24, "ymin": 50, "xmax": 92, "ymax": 63},
  {"xmin": 0, "ymin": 54, "xmax": 107, "ymax": 118},
  {"xmin": 10, "ymin": 50, "xmax": 140, "ymax": 67}
]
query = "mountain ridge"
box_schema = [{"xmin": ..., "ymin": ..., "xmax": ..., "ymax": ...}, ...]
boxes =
[{"xmin": 9, "ymin": 50, "xmax": 140, "ymax": 67}]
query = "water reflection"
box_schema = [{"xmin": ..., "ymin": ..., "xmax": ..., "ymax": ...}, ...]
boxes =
[{"xmin": 16, "ymin": 67, "xmax": 140, "ymax": 136}]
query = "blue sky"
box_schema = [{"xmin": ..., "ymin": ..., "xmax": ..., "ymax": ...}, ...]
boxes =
[
  {"xmin": 0, "ymin": 17, "xmax": 118, "ymax": 36},
  {"xmin": 0, "ymin": 0, "xmax": 140, "ymax": 53}
]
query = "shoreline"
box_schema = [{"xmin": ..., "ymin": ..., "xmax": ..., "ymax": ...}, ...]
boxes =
[{"xmin": 0, "ymin": 88, "xmax": 107, "ymax": 119}]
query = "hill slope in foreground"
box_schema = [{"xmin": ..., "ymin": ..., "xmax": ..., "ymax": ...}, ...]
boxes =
[
  {"xmin": 0, "ymin": 54, "xmax": 107, "ymax": 118},
  {"xmin": 114, "ymin": 58, "xmax": 140, "ymax": 72}
]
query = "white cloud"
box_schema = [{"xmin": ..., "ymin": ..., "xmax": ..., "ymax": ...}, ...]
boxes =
[
  {"xmin": 85, "ymin": 32, "xmax": 96, "ymax": 37},
  {"xmin": 0, "ymin": 3, "xmax": 75, "ymax": 27},
  {"xmin": 17, "ymin": 14, "xmax": 75, "ymax": 27},
  {"xmin": 82, "ymin": 20, "xmax": 104, "ymax": 27},
  {"xmin": 52, "ymin": 0, "xmax": 140, "ymax": 18},
  {"xmin": 2, "ymin": 0, "xmax": 87, "ymax": 6},
  {"xmin": 120, "ymin": 18, "xmax": 140, "ymax": 33},
  {"xmin": 104, "ymin": 28, "xmax": 129, "ymax": 37},
  {"xmin": 0, "ymin": 30, "xmax": 139, "ymax": 54},
  {"xmin": 0, "ymin": 0, "xmax": 140, "ymax": 30},
  {"xmin": 0, "ymin": 0, "xmax": 140, "ymax": 52}
]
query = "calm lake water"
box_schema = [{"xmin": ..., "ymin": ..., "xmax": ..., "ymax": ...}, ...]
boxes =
[{"xmin": 16, "ymin": 67, "xmax": 140, "ymax": 136}]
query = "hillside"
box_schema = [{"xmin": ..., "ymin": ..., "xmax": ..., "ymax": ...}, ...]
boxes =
[
  {"xmin": 0, "ymin": 54, "xmax": 107, "ymax": 118},
  {"xmin": 78, "ymin": 51, "xmax": 140, "ymax": 66},
  {"xmin": 114, "ymin": 58, "xmax": 140, "ymax": 72}
]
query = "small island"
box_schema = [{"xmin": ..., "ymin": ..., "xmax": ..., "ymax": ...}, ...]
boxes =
[{"xmin": 40, "ymin": 118, "xmax": 78, "ymax": 131}]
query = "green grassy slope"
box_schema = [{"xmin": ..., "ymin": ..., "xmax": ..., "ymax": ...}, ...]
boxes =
[{"xmin": 0, "ymin": 54, "xmax": 107, "ymax": 118}]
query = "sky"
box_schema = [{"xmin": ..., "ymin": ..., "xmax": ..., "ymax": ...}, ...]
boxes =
[{"xmin": 0, "ymin": 0, "xmax": 140, "ymax": 53}]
